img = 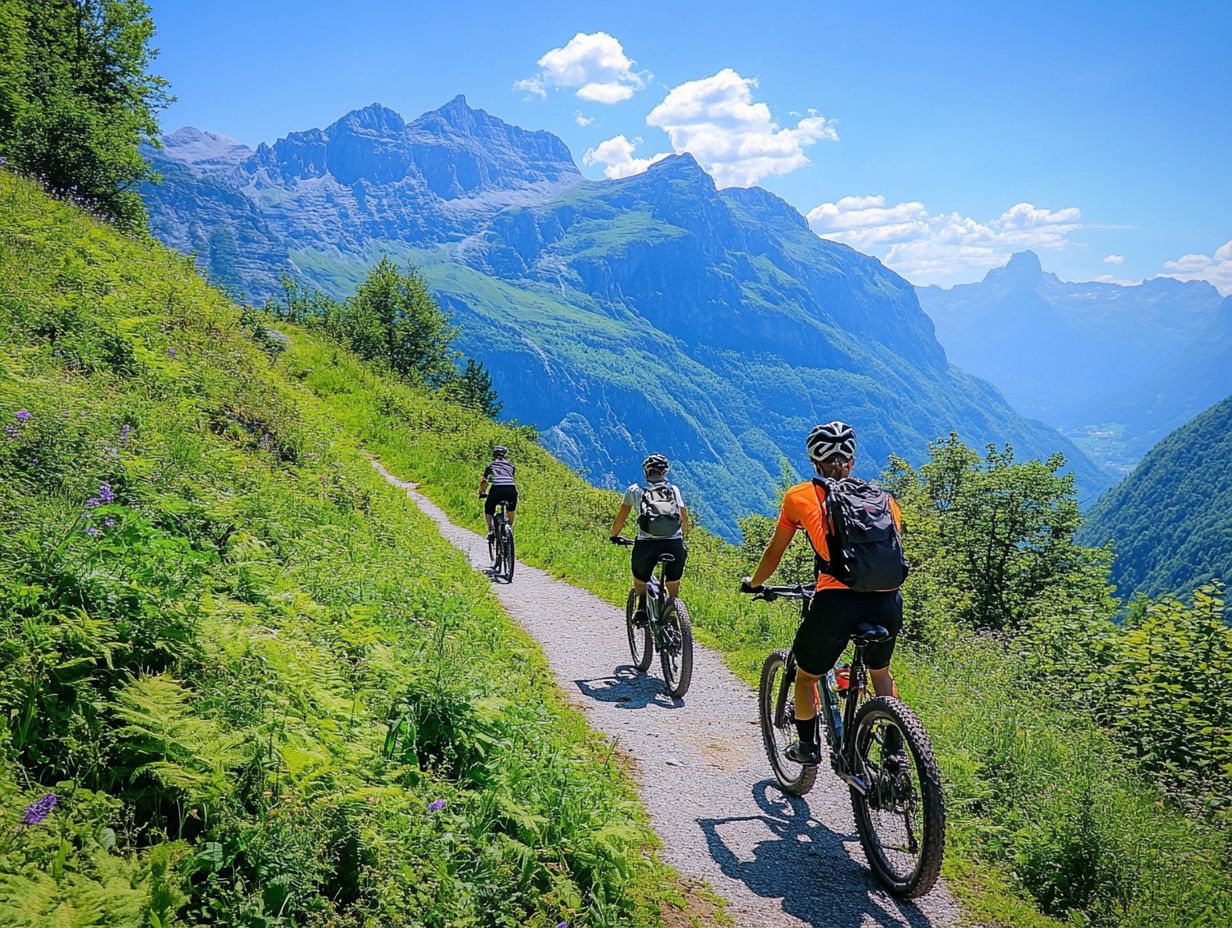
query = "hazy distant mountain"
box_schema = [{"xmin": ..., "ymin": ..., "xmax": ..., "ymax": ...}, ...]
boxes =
[
  {"xmin": 917, "ymin": 252, "xmax": 1231, "ymax": 475},
  {"xmin": 140, "ymin": 98, "xmax": 1111, "ymax": 536},
  {"xmin": 1078, "ymin": 395, "xmax": 1232, "ymax": 599}
]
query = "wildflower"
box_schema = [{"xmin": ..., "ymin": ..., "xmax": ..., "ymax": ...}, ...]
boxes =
[
  {"xmin": 86, "ymin": 526, "xmax": 100, "ymax": 537},
  {"xmin": 14, "ymin": 410, "xmax": 30, "ymax": 423},
  {"xmin": 109, "ymin": 446, "xmax": 119, "ymax": 459},
  {"xmin": 20, "ymin": 793, "xmax": 57, "ymax": 826},
  {"xmin": 3, "ymin": 425, "xmax": 16, "ymax": 439},
  {"xmin": 167, "ymin": 347, "xmax": 177, "ymax": 359},
  {"xmin": 103, "ymin": 518, "xmax": 116, "ymax": 528},
  {"xmin": 558, "ymin": 922, "xmax": 569, "ymax": 928},
  {"xmin": 120, "ymin": 423, "xmax": 132, "ymax": 444},
  {"xmin": 86, "ymin": 483, "xmax": 115, "ymax": 508},
  {"xmin": 427, "ymin": 799, "xmax": 446, "ymax": 812}
]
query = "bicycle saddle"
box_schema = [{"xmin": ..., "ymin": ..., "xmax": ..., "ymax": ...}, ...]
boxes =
[
  {"xmin": 851, "ymin": 623, "xmax": 891, "ymax": 643},
  {"xmin": 657, "ymin": 554, "xmax": 676, "ymax": 563}
]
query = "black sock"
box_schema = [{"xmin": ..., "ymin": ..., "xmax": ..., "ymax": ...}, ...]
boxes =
[
  {"xmin": 883, "ymin": 725, "xmax": 904, "ymax": 755},
  {"xmin": 637, "ymin": 593, "xmax": 647, "ymax": 612},
  {"xmin": 795, "ymin": 717, "xmax": 816, "ymax": 746}
]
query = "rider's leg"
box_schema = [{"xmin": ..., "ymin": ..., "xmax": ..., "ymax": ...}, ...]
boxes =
[
  {"xmin": 664, "ymin": 579, "xmax": 680, "ymax": 598},
  {"xmin": 793, "ymin": 667, "xmax": 821, "ymax": 743},
  {"xmin": 507, "ymin": 509, "xmax": 516, "ymax": 528},
  {"xmin": 485, "ymin": 513, "xmax": 495, "ymax": 535},
  {"xmin": 869, "ymin": 665, "xmax": 899, "ymax": 699}
]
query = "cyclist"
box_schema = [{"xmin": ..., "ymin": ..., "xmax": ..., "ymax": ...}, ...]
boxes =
[
  {"xmin": 743, "ymin": 421, "xmax": 905, "ymax": 766},
  {"xmin": 609, "ymin": 453, "xmax": 691, "ymax": 625},
  {"xmin": 479, "ymin": 444, "xmax": 517, "ymax": 543}
]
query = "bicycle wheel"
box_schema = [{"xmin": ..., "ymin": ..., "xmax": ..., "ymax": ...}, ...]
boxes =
[
  {"xmin": 625, "ymin": 589, "xmax": 652, "ymax": 671},
  {"xmin": 500, "ymin": 526, "xmax": 515, "ymax": 582},
  {"xmin": 658, "ymin": 598, "xmax": 694, "ymax": 698},
  {"xmin": 758, "ymin": 649, "xmax": 817, "ymax": 796},
  {"xmin": 848, "ymin": 696, "xmax": 945, "ymax": 898}
]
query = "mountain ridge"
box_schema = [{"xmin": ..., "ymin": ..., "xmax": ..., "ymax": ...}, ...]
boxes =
[{"xmin": 139, "ymin": 98, "xmax": 1111, "ymax": 537}]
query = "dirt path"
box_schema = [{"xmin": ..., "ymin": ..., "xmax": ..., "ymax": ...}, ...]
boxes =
[{"xmin": 372, "ymin": 459, "xmax": 962, "ymax": 928}]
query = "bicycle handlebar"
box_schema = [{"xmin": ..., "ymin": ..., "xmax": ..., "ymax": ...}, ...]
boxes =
[
  {"xmin": 740, "ymin": 579, "xmax": 813, "ymax": 602},
  {"xmin": 610, "ymin": 536, "xmax": 635, "ymax": 547}
]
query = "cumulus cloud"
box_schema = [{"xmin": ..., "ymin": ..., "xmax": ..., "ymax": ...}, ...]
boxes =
[
  {"xmin": 1104, "ymin": 254, "xmax": 1125, "ymax": 264},
  {"xmin": 582, "ymin": 135, "xmax": 670, "ymax": 179},
  {"xmin": 515, "ymin": 32, "xmax": 646, "ymax": 104},
  {"xmin": 644, "ymin": 69, "xmax": 838, "ymax": 187},
  {"xmin": 806, "ymin": 195, "xmax": 1083, "ymax": 284},
  {"xmin": 1159, "ymin": 240, "xmax": 1232, "ymax": 295},
  {"xmin": 574, "ymin": 111, "xmax": 594, "ymax": 127}
]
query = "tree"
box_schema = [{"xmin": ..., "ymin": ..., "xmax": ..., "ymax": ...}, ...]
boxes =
[
  {"xmin": 883, "ymin": 435, "xmax": 1114, "ymax": 633},
  {"xmin": 326, "ymin": 258, "xmax": 458, "ymax": 387},
  {"xmin": 441, "ymin": 359, "xmax": 502, "ymax": 418},
  {"xmin": 0, "ymin": 0, "xmax": 172, "ymax": 230}
]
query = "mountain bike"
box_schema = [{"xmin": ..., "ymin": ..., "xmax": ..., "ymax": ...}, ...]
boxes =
[
  {"xmin": 481, "ymin": 495, "xmax": 515, "ymax": 583},
  {"xmin": 741, "ymin": 582, "xmax": 944, "ymax": 898},
  {"xmin": 613, "ymin": 537, "xmax": 693, "ymax": 698}
]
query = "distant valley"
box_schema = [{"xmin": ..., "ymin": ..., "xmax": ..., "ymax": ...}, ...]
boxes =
[{"xmin": 917, "ymin": 251, "xmax": 1232, "ymax": 477}]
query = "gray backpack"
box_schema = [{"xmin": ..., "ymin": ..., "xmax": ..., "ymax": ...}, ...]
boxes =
[{"xmin": 637, "ymin": 483, "xmax": 682, "ymax": 538}]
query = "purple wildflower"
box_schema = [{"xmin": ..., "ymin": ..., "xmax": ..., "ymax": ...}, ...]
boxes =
[
  {"xmin": 21, "ymin": 793, "xmax": 57, "ymax": 826},
  {"xmin": 86, "ymin": 483, "xmax": 115, "ymax": 508},
  {"xmin": 3, "ymin": 425, "xmax": 16, "ymax": 439},
  {"xmin": 103, "ymin": 518, "xmax": 116, "ymax": 528},
  {"xmin": 167, "ymin": 347, "xmax": 177, "ymax": 359},
  {"xmin": 14, "ymin": 410, "xmax": 31, "ymax": 423},
  {"xmin": 120, "ymin": 423, "xmax": 132, "ymax": 445},
  {"xmin": 427, "ymin": 799, "xmax": 446, "ymax": 812},
  {"xmin": 86, "ymin": 526, "xmax": 100, "ymax": 537},
  {"xmin": 558, "ymin": 922, "xmax": 569, "ymax": 928}
]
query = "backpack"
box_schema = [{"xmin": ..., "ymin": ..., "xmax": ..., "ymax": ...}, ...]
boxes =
[
  {"xmin": 637, "ymin": 482, "xmax": 682, "ymax": 538},
  {"xmin": 813, "ymin": 478, "xmax": 909, "ymax": 592}
]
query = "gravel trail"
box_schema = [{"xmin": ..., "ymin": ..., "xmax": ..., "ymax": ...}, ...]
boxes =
[{"xmin": 373, "ymin": 459, "xmax": 963, "ymax": 928}]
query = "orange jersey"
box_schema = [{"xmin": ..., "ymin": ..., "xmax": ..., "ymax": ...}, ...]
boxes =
[{"xmin": 777, "ymin": 480, "xmax": 904, "ymax": 591}]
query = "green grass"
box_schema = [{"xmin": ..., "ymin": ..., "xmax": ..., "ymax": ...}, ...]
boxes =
[
  {"xmin": 288, "ymin": 327, "xmax": 1232, "ymax": 928},
  {"xmin": 0, "ymin": 170, "xmax": 717, "ymax": 927}
]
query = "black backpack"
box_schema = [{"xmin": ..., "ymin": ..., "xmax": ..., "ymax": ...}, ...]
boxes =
[
  {"xmin": 637, "ymin": 482, "xmax": 682, "ymax": 538},
  {"xmin": 813, "ymin": 478, "xmax": 909, "ymax": 592}
]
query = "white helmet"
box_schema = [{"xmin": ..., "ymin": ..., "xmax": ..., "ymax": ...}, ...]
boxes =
[{"xmin": 806, "ymin": 421, "xmax": 856, "ymax": 463}]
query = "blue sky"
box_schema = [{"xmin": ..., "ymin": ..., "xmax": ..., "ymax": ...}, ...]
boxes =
[{"xmin": 149, "ymin": 0, "xmax": 1231, "ymax": 290}]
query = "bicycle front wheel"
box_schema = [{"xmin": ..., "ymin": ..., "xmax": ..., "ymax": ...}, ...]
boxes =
[
  {"xmin": 758, "ymin": 649, "xmax": 817, "ymax": 796},
  {"xmin": 848, "ymin": 696, "xmax": 945, "ymax": 898},
  {"xmin": 625, "ymin": 589, "xmax": 652, "ymax": 670},
  {"xmin": 658, "ymin": 598, "xmax": 694, "ymax": 698}
]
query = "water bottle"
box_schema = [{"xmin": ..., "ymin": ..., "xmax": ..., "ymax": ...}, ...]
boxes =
[{"xmin": 824, "ymin": 669, "xmax": 844, "ymax": 740}]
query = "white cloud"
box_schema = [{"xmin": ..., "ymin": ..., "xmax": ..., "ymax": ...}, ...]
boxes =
[
  {"xmin": 1103, "ymin": 253, "xmax": 1125, "ymax": 264},
  {"xmin": 574, "ymin": 111, "xmax": 594, "ymax": 127},
  {"xmin": 806, "ymin": 195, "xmax": 1084, "ymax": 285},
  {"xmin": 644, "ymin": 68, "xmax": 838, "ymax": 187},
  {"xmin": 1158, "ymin": 240, "xmax": 1232, "ymax": 295},
  {"xmin": 515, "ymin": 32, "xmax": 646, "ymax": 104},
  {"xmin": 582, "ymin": 135, "xmax": 670, "ymax": 179}
]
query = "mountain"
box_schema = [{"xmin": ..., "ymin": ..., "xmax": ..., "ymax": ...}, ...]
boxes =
[
  {"xmin": 139, "ymin": 98, "xmax": 1111, "ymax": 537},
  {"xmin": 1077, "ymin": 395, "xmax": 1232, "ymax": 599},
  {"xmin": 917, "ymin": 253, "xmax": 1232, "ymax": 476}
]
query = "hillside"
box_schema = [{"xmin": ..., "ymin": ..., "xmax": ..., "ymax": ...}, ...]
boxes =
[
  {"xmin": 917, "ymin": 252, "xmax": 1232, "ymax": 475},
  {"xmin": 0, "ymin": 170, "xmax": 686, "ymax": 926},
  {"xmin": 1078, "ymin": 394, "xmax": 1232, "ymax": 598},
  {"xmin": 139, "ymin": 98, "xmax": 1111, "ymax": 537}
]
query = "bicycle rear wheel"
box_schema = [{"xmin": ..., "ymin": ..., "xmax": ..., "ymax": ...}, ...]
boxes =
[
  {"xmin": 848, "ymin": 696, "xmax": 945, "ymax": 898},
  {"xmin": 658, "ymin": 598, "xmax": 694, "ymax": 698},
  {"xmin": 500, "ymin": 526, "xmax": 515, "ymax": 582},
  {"xmin": 625, "ymin": 589, "xmax": 652, "ymax": 670},
  {"xmin": 758, "ymin": 649, "xmax": 817, "ymax": 796}
]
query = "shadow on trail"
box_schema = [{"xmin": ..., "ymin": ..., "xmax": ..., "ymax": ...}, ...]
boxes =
[
  {"xmin": 575, "ymin": 665, "xmax": 683, "ymax": 710},
  {"xmin": 698, "ymin": 781, "xmax": 936, "ymax": 928}
]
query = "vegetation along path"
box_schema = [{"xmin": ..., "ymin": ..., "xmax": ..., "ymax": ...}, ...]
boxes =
[{"xmin": 371, "ymin": 458, "xmax": 963, "ymax": 928}]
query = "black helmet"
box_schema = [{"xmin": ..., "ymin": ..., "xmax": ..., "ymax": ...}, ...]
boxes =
[
  {"xmin": 642, "ymin": 452, "xmax": 670, "ymax": 474},
  {"xmin": 806, "ymin": 421, "xmax": 855, "ymax": 463},
  {"xmin": 492, "ymin": 445, "xmax": 509, "ymax": 458}
]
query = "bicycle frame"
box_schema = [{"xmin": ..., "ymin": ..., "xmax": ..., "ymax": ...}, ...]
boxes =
[{"xmin": 764, "ymin": 586, "xmax": 875, "ymax": 794}]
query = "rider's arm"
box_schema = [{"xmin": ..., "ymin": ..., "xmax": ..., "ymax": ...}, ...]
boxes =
[
  {"xmin": 610, "ymin": 503, "xmax": 631, "ymax": 538},
  {"xmin": 749, "ymin": 521, "xmax": 796, "ymax": 588},
  {"xmin": 680, "ymin": 505, "xmax": 691, "ymax": 536},
  {"xmin": 479, "ymin": 475, "xmax": 489, "ymax": 495}
]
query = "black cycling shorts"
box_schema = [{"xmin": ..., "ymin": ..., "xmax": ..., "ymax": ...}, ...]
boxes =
[
  {"xmin": 630, "ymin": 537, "xmax": 687, "ymax": 583},
  {"xmin": 793, "ymin": 588, "xmax": 903, "ymax": 676},
  {"xmin": 484, "ymin": 484, "xmax": 518, "ymax": 515}
]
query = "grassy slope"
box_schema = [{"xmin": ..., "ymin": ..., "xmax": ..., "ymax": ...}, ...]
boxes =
[
  {"xmin": 290, "ymin": 331, "xmax": 1232, "ymax": 928},
  {"xmin": 0, "ymin": 172, "xmax": 716, "ymax": 927}
]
